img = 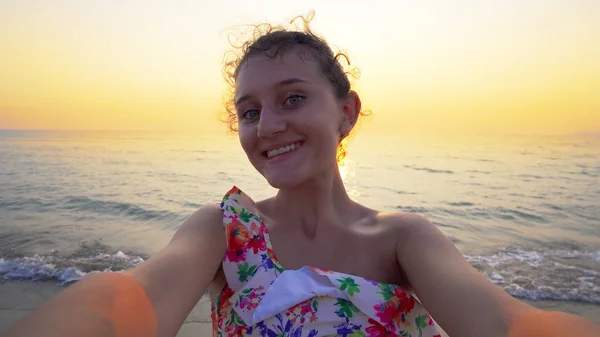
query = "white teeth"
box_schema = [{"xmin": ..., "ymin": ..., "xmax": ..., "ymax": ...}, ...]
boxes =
[{"xmin": 266, "ymin": 142, "xmax": 302, "ymax": 159}]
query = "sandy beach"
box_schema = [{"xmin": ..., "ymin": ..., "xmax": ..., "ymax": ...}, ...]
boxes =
[
  {"xmin": 1, "ymin": 280, "xmax": 598, "ymax": 336},
  {"xmin": 0, "ymin": 280, "xmax": 212, "ymax": 337}
]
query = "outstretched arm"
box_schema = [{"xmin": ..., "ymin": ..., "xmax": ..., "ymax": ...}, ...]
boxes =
[
  {"xmin": 395, "ymin": 214, "xmax": 600, "ymax": 337},
  {"xmin": 2, "ymin": 272, "xmax": 157, "ymax": 337},
  {"xmin": 2, "ymin": 204, "xmax": 227, "ymax": 337}
]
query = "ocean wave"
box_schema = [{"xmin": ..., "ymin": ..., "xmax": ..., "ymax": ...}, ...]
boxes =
[
  {"xmin": 465, "ymin": 248, "xmax": 600, "ymax": 267},
  {"xmin": 542, "ymin": 203, "xmax": 563, "ymax": 211},
  {"xmin": 403, "ymin": 165, "xmax": 454, "ymax": 174},
  {"xmin": 446, "ymin": 156, "xmax": 499, "ymax": 163},
  {"xmin": 0, "ymin": 198, "xmax": 55, "ymax": 212},
  {"xmin": 494, "ymin": 207, "xmax": 546, "ymax": 223},
  {"xmin": 183, "ymin": 201, "xmax": 203, "ymax": 209},
  {"xmin": 502, "ymin": 284, "xmax": 600, "ymax": 303},
  {"xmin": 375, "ymin": 186, "xmax": 417, "ymax": 195},
  {"xmin": 466, "ymin": 170, "xmax": 491, "ymax": 174},
  {"xmin": 516, "ymin": 174, "xmax": 543, "ymax": 180},
  {"xmin": 396, "ymin": 205, "xmax": 429, "ymax": 213},
  {"xmin": 392, "ymin": 205, "xmax": 553, "ymax": 225},
  {"xmin": 2, "ymin": 247, "xmax": 598, "ymax": 304},
  {"xmin": 0, "ymin": 195, "xmax": 187, "ymax": 222},
  {"xmin": 60, "ymin": 196, "xmax": 182, "ymax": 221},
  {"xmin": 447, "ymin": 201, "xmax": 475, "ymax": 207},
  {"xmin": 466, "ymin": 248, "xmax": 600, "ymax": 304},
  {"xmin": 474, "ymin": 158, "xmax": 499, "ymax": 163},
  {"xmin": 431, "ymin": 221, "xmax": 461, "ymax": 230},
  {"xmin": 0, "ymin": 252, "xmax": 145, "ymax": 284}
]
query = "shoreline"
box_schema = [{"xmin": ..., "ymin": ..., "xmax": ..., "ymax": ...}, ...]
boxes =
[{"xmin": 0, "ymin": 280, "xmax": 598, "ymax": 335}]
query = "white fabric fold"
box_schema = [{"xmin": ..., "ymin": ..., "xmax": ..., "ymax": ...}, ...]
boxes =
[{"xmin": 250, "ymin": 266, "xmax": 348, "ymax": 325}]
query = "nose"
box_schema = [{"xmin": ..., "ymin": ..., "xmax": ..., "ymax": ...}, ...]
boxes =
[{"xmin": 257, "ymin": 107, "xmax": 286, "ymax": 138}]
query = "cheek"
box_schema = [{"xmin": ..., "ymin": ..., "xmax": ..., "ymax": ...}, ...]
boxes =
[
  {"xmin": 304, "ymin": 120, "xmax": 341, "ymax": 157},
  {"xmin": 314, "ymin": 111, "xmax": 343, "ymax": 143},
  {"xmin": 238, "ymin": 127, "xmax": 255, "ymax": 154}
]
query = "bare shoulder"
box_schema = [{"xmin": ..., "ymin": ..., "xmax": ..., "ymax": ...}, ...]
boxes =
[
  {"xmin": 376, "ymin": 211, "xmax": 455, "ymax": 266},
  {"xmin": 170, "ymin": 203, "xmax": 224, "ymax": 243},
  {"xmin": 376, "ymin": 211, "xmax": 600, "ymax": 337},
  {"xmin": 376, "ymin": 211, "xmax": 440, "ymax": 240}
]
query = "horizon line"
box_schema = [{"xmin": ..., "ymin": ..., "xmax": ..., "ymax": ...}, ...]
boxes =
[{"xmin": 1, "ymin": 128, "xmax": 599, "ymax": 137}]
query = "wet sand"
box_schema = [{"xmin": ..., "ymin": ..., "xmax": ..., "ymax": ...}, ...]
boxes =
[{"xmin": 0, "ymin": 281, "xmax": 598, "ymax": 336}]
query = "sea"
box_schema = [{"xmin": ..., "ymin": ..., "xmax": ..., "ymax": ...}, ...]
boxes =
[{"xmin": 0, "ymin": 130, "xmax": 599, "ymax": 306}]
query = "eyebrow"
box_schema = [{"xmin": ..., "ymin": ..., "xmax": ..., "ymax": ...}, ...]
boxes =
[{"xmin": 235, "ymin": 78, "xmax": 311, "ymax": 106}]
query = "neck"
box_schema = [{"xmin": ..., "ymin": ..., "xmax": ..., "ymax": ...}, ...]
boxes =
[{"xmin": 272, "ymin": 162, "xmax": 355, "ymax": 238}]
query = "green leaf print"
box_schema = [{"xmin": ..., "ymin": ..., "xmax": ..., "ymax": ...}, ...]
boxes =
[
  {"xmin": 349, "ymin": 331, "xmax": 366, "ymax": 337},
  {"xmin": 334, "ymin": 298, "xmax": 360, "ymax": 318},
  {"xmin": 311, "ymin": 298, "xmax": 319, "ymax": 312},
  {"xmin": 231, "ymin": 313, "xmax": 246, "ymax": 325},
  {"xmin": 416, "ymin": 315, "xmax": 428, "ymax": 337},
  {"xmin": 237, "ymin": 262, "xmax": 259, "ymax": 282},
  {"xmin": 273, "ymin": 261, "xmax": 285, "ymax": 274},
  {"xmin": 416, "ymin": 315, "xmax": 429, "ymax": 329},
  {"xmin": 377, "ymin": 283, "xmax": 395, "ymax": 301},
  {"xmin": 239, "ymin": 208, "xmax": 254, "ymax": 223},
  {"xmin": 337, "ymin": 277, "xmax": 361, "ymax": 296},
  {"xmin": 233, "ymin": 311, "xmax": 245, "ymax": 326},
  {"xmin": 226, "ymin": 205, "xmax": 239, "ymax": 215}
]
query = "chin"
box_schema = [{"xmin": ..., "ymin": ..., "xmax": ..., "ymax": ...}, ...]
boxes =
[
  {"xmin": 264, "ymin": 176, "xmax": 301, "ymax": 190},
  {"xmin": 263, "ymin": 170, "xmax": 307, "ymax": 190}
]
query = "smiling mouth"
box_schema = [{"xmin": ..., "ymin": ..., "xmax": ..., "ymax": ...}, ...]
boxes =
[{"xmin": 264, "ymin": 141, "xmax": 304, "ymax": 159}]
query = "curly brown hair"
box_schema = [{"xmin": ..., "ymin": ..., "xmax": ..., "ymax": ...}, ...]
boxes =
[{"xmin": 221, "ymin": 12, "xmax": 369, "ymax": 162}]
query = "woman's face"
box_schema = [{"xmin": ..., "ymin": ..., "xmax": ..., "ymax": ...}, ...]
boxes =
[{"xmin": 234, "ymin": 50, "xmax": 358, "ymax": 189}]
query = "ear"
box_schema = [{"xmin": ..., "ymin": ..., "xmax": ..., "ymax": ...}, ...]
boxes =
[{"xmin": 339, "ymin": 90, "xmax": 362, "ymax": 137}]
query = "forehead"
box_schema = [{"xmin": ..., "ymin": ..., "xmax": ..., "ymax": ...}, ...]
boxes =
[{"xmin": 234, "ymin": 50, "xmax": 326, "ymax": 98}]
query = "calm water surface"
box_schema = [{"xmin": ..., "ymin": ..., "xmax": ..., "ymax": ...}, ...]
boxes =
[{"xmin": 1, "ymin": 130, "xmax": 599, "ymax": 304}]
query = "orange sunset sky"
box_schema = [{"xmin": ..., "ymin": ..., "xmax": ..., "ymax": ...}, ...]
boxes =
[{"xmin": 1, "ymin": 0, "xmax": 599, "ymax": 135}]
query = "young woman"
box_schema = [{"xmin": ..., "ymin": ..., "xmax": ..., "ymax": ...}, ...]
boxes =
[{"xmin": 3, "ymin": 15, "xmax": 599, "ymax": 337}]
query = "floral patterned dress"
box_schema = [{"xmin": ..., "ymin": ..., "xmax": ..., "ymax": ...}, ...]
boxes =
[{"xmin": 211, "ymin": 186, "xmax": 441, "ymax": 337}]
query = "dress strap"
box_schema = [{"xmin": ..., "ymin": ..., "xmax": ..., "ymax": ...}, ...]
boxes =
[{"xmin": 220, "ymin": 186, "xmax": 276, "ymax": 290}]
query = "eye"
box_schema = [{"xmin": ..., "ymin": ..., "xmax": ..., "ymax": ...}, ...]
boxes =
[
  {"xmin": 283, "ymin": 94, "xmax": 305, "ymax": 107},
  {"xmin": 241, "ymin": 109, "xmax": 260, "ymax": 121}
]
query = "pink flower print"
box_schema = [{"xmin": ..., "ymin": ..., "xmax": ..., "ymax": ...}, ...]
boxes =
[
  {"xmin": 285, "ymin": 299, "xmax": 318, "ymax": 325},
  {"xmin": 225, "ymin": 247, "xmax": 247, "ymax": 263},
  {"xmin": 393, "ymin": 287, "xmax": 415, "ymax": 315},
  {"xmin": 238, "ymin": 286, "xmax": 265, "ymax": 312},
  {"xmin": 427, "ymin": 313, "xmax": 435, "ymax": 326},
  {"xmin": 373, "ymin": 301, "xmax": 399, "ymax": 333},
  {"xmin": 365, "ymin": 318, "xmax": 396, "ymax": 337}
]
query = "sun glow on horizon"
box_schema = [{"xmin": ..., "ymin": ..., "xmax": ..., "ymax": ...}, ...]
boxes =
[{"xmin": 1, "ymin": 1, "xmax": 599, "ymax": 136}]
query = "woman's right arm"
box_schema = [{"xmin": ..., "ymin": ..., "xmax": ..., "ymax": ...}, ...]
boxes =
[
  {"xmin": 126, "ymin": 203, "xmax": 227, "ymax": 337},
  {"xmin": 2, "ymin": 204, "xmax": 227, "ymax": 337}
]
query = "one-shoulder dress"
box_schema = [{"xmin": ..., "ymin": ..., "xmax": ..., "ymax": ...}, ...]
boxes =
[{"xmin": 211, "ymin": 186, "xmax": 441, "ymax": 337}]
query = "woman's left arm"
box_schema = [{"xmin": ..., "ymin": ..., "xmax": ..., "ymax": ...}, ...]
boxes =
[{"xmin": 394, "ymin": 214, "xmax": 600, "ymax": 337}]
